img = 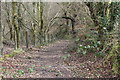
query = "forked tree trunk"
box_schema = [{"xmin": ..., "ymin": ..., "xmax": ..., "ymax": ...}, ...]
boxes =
[{"xmin": 12, "ymin": 2, "xmax": 20, "ymax": 49}]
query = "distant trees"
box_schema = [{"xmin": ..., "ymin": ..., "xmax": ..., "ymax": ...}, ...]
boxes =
[
  {"xmin": 1, "ymin": 2, "xmax": 58, "ymax": 49},
  {"xmin": 1, "ymin": 2, "xmax": 93, "ymax": 53}
]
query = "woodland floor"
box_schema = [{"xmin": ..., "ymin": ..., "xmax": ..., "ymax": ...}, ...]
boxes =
[
  {"xmin": 1, "ymin": 40, "xmax": 74, "ymax": 78},
  {"xmin": 0, "ymin": 40, "xmax": 117, "ymax": 78}
]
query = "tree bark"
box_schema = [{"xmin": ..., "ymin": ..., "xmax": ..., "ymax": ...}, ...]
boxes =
[
  {"xmin": 12, "ymin": 2, "xmax": 19, "ymax": 49},
  {"xmin": 25, "ymin": 31, "xmax": 28, "ymax": 48},
  {"xmin": 0, "ymin": 2, "xmax": 3, "ymax": 55}
]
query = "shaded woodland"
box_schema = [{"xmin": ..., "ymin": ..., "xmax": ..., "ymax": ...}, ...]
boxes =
[{"xmin": 0, "ymin": 1, "xmax": 120, "ymax": 79}]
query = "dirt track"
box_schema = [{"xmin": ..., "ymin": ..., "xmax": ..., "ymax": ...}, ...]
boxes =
[{"xmin": 1, "ymin": 40, "xmax": 74, "ymax": 78}]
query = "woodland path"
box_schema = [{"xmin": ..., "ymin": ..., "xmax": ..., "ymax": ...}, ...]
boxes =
[{"xmin": 1, "ymin": 40, "xmax": 75, "ymax": 78}]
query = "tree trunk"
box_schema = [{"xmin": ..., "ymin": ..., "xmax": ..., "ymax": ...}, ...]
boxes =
[
  {"xmin": 31, "ymin": 2, "xmax": 36, "ymax": 46},
  {"xmin": 12, "ymin": 2, "xmax": 19, "ymax": 49},
  {"xmin": 37, "ymin": 2, "xmax": 44, "ymax": 44},
  {"xmin": 17, "ymin": 3, "xmax": 22, "ymax": 48},
  {"xmin": 117, "ymin": 17, "xmax": 120, "ymax": 77},
  {"xmin": 25, "ymin": 31, "xmax": 28, "ymax": 48},
  {"xmin": 0, "ymin": 25, "xmax": 3, "ymax": 56},
  {"xmin": 64, "ymin": 12, "xmax": 69, "ymax": 34}
]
